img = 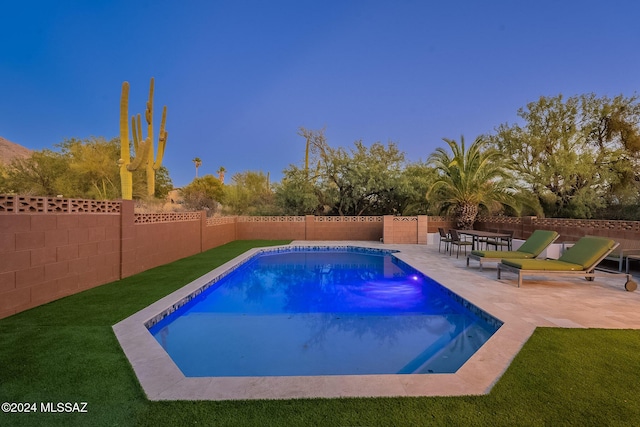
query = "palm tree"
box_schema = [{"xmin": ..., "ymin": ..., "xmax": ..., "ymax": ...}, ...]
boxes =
[
  {"xmin": 216, "ymin": 166, "xmax": 226, "ymax": 184},
  {"xmin": 427, "ymin": 136, "xmax": 521, "ymax": 229},
  {"xmin": 192, "ymin": 157, "xmax": 202, "ymax": 178}
]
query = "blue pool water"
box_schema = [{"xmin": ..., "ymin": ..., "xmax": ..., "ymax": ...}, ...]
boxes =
[{"xmin": 148, "ymin": 247, "xmax": 502, "ymax": 377}]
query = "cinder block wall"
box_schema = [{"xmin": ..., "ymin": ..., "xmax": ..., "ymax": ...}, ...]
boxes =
[
  {"xmin": 121, "ymin": 205, "xmax": 205, "ymax": 278},
  {"xmin": 236, "ymin": 217, "xmax": 306, "ymax": 240},
  {"xmin": 202, "ymin": 218, "xmax": 237, "ymax": 251},
  {"xmin": 426, "ymin": 217, "xmax": 456, "ymax": 234},
  {"xmin": 0, "ymin": 212, "xmax": 121, "ymax": 319},
  {"xmin": 382, "ymin": 216, "xmax": 430, "ymax": 244},
  {"xmin": 306, "ymin": 216, "xmax": 383, "ymax": 241},
  {"xmin": 5, "ymin": 192, "xmax": 640, "ymax": 320}
]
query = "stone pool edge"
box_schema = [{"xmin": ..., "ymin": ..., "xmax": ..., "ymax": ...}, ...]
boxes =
[{"xmin": 112, "ymin": 241, "xmax": 535, "ymax": 401}]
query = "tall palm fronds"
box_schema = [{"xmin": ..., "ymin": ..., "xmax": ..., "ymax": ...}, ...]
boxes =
[
  {"xmin": 427, "ymin": 136, "xmax": 524, "ymax": 229},
  {"xmin": 192, "ymin": 157, "xmax": 202, "ymax": 178}
]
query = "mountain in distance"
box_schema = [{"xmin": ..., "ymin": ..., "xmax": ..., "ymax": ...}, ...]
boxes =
[{"xmin": 0, "ymin": 136, "xmax": 32, "ymax": 165}]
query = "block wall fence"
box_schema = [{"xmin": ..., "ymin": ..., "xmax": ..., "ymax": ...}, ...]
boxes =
[{"xmin": 2, "ymin": 194, "xmax": 640, "ymax": 318}]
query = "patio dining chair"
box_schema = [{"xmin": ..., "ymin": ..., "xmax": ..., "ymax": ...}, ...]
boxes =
[
  {"xmin": 477, "ymin": 229, "xmax": 497, "ymax": 250},
  {"xmin": 485, "ymin": 230, "xmax": 514, "ymax": 251},
  {"xmin": 437, "ymin": 227, "xmax": 452, "ymax": 253},
  {"xmin": 449, "ymin": 229, "xmax": 472, "ymax": 258}
]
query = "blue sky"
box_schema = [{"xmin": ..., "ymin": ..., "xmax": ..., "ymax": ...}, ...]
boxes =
[{"xmin": 2, "ymin": 1, "xmax": 640, "ymax": 187}]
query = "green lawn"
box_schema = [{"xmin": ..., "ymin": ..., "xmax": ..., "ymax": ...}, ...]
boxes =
[{"xmin": 1, "ymin": 240, "xmax": 639, "ymax": 426}]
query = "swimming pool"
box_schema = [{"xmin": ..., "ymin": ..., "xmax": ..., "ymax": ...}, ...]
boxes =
[{"xmin": 147, "ymin": 246, "xmax": 502, "ymax": 377}]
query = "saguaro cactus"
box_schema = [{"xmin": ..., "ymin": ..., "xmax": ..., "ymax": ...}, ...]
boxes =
[{"xmin": 118, "ymin": 77, "xmax": 168, "ymax": 199}]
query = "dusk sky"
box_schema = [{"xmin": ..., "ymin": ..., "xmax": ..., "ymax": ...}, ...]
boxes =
[{"xmin": 2, "ymin": 0, "xmax": 640, "ymax": 188}]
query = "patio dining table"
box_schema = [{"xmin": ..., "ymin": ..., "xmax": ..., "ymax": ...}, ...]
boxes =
[{"xmin": 456, "ymin": 229, "xmax": 512, "ymax": 251}]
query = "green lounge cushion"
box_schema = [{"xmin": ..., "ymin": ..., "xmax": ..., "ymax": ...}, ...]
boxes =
[
  {"xmin": 471, "ymin": 250, "xmax": 534, "ymax": 259},
  {"xmin": 501, "ymin": 236, "xmax": 616, "ymax": 271},
  {"xmin": 471, "ymin": 230, "xmax": 559, "ymax": 259},
  {"xmin": 515, "ymin": 230, "xmax": 560, "ymax": 256},
  {"xmin": 558, "ymin": 236, "xmax": 616, "ymax": 269},
  {"xmin": 501, "ymin": 259, "xmax": 584, "ymax": 271}
]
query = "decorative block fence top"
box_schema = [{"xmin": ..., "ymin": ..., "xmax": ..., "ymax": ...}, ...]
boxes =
[
  {"xmin": 134, "ymin": 212, "xmax": 202, "ymax": 224},
  {"xmin": 3, "ymin": 194, "xmax": 640, "ymax": 235},
  {"xmin": 237, "ymin": 216, "xmax": 305, "ymax": 222},
  {"xmin": 533, "ymin": 218, "xmax": 640, "ymax": 232},
  {"xmin": 0, "ymin": 195, "xmax": 121, "ymax": 213},
  {"xmin": 314, "ymin": 216, "xmax": 382, "ymax": 222},
  {"xmin": 206, "ymin": 216, "xmax": 238, "ymax": 226}
]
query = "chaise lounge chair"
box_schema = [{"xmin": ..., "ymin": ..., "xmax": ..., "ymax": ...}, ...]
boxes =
[
  {"xmin": 496, "ymin": 236, "xmax": 637, "ymax": 291},
  {"xmin": 467, "ymin": 229, "xmax": 559, "ymax": 271}
]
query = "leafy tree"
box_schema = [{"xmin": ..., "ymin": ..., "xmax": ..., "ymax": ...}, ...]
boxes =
[
  {"xmin": 180, "ymin": 174, "xmax": 224, "ymax": 214},
  {"xmin": 278, "ymin": 128, "xmax": 437, "ymax": 216},
  {"xmin": 3, "ymin": 136, "xmax": 173, "ymax": 200},
  {"xmin": 4, "ymin": 149, "xmax": 68, "ymax": 196},
  {"xmin": 491, "ymin": 94, "xmax": 640, "ymax": 218},
  {"xmin": 427, "ymin": 136, "xmax": 524, "ymax": 229},
  {"xmin": 153, "ymin": 166, "xmax": 173, "ymax": 199},
  {"xmin": 223, "ymin": 171, "xmax": 278, "ymax": 215},
  {"xmin": 395, "ymin": 161, "xmax": 438, "ymax": 215},
  {"xmin": 325, "ymin": 140, "xmax": 406, "ymax": 215},
  {"xmin": 56, "ymin": 137, "xmax": 121, "ymax": 199},
  {"xmin": 274, "ymin": 165, "xmax": 321, "ymax": 215},
  {"xmin": 0, "ymin": 164, "xmax": 8, "ymax": 193},
  {"xmin": 276, "ymin": 127, "xmax": 334, "ymax": 214}
]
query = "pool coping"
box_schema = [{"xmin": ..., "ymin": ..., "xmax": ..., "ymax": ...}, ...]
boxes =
[{"xmin": 112, "ymin": 242, "xmax": 537, "ymax": 400}]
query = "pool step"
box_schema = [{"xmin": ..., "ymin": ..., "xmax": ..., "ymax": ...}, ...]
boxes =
[{"xmin": 398, "ymin": 323, "xmax": 492, "ymax": 374}]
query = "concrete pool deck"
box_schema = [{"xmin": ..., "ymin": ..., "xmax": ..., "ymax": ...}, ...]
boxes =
[{"xmin": 112, "ymin": 240, "xmax": 640, "ymax": 401}]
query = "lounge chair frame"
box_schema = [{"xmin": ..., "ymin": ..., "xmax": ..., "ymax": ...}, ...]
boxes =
[{"xmin": 496, "ymin": 242, "xmax": 638, "ymax": 291}]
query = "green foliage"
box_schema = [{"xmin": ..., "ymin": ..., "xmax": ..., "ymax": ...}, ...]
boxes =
[
  {"xmin": 2, "ymin": 137, "xmax": 173, "ymax": 200},
  {"xmin": 277, "ymin": 128, "xmax": 434, "ymax": 216},
  {"xmin": 427, "ymin": 136, "xmax": 527, "ymax": 228},
  {"xmin": 56, "ymin": 137, "xmax": 122, "ymax": 199},
  {"xmin": 491, "ymin": 93, "xmax": 640, "ymax": 218},
  {"xmin": 223, "ymin": 171, "xmax": 278, "ymax": 215},
  {"xmin": 3, "ymin": 149, "xmax": 68, "ymax": 196},
  {"xmin": 275, "ymin": 165, "xmax": 321, "ymax": 215},
  {"xmin": 181, "ymin": 174, "xmax": 224, "ymax": 214},
  {"xmin": 0, "ymin": 164, "xmax": 8, "ymax": 193},
  {"xmin": 153, "ymin": 165, "xmax": 173, "ymax": 199},
  {"xmin": 327, "ymin": 140, "xmax": 407, "ymax": 215},
  {"xmin": 393, "ymin": 161, "xmax": 436, "ymax": 215}
]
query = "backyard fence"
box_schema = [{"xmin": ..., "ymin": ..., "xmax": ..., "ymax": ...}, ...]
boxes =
[{"xmin": 2, "ymin": 194, "xmax": 640, "ymax": 318}]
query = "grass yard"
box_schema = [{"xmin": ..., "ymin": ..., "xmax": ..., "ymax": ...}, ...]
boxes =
[{"xmin": 1, "ymin": 240, "xmax": 639, "ymax": 426}]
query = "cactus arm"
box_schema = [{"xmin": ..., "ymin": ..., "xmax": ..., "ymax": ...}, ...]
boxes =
[
  {"xmin": 144, "ymin": 78, "xmax": 155, "ymax": 196},
  {"xmin": 131, "ymin": 115, "xmax": 139, "ymax": 153},
  {"xmin": 119, "ymin": 82, "xmax": 130, "ymax": 163},
  {"xmin": 153, "ymin": 105, "xmax": 167, "ymax": 170},
  {"xmin": 127, "ymin": 137, "xmax": 152, "ymax": 171},
  {"xmin": 138, "ymin": 114, "xmax": 143, "ymax": 152},
  {"xmin": 146, "ymin": 77, "xmax": 154, "ymax": 145},
  {"xmin": 119, "ymin": 82, "xmax": 134, "ymax": 200}
]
